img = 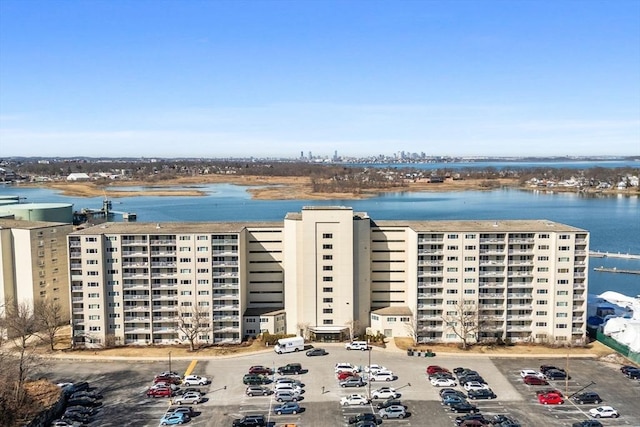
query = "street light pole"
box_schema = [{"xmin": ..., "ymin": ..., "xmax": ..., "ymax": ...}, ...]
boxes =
[
  {"xmin": 367, "ymin": 339, "xmax": 371, "ymax": 400},
  {"xmin": 169, "ymin": 351, "xmax": 172, "ymax": 374}
]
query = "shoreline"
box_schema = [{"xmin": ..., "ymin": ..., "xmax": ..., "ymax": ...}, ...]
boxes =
[{"xmin": 12, "ymin": 176, "xmax": 639, "ymax": 200}]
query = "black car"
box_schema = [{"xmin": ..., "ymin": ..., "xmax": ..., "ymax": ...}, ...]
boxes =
[
  {"xmin": 540, "ymin": 365, "xmax": 564, "ymax": 374},
  {"xmin": 491, "ymin": 415, "xmax": 519, "ymax": 425},
  {"xmin": 67, "ymin": 397, "xmax": 102, "ymax": 407},
  {"xmin": 626, "ymin": 368, "xmax": 640, "ymax": 379},
  {"xmin": 619, "ymin": 365, "xmax": 638, "ymax": 374},
  {"xmin": 61, "ymin": 413, "xmax": 91, "ymax": 423},
  {"xmin": 306, "ymin": 348, "xmax": 328, "ymax": 357},
  {"xmin": 468, "ymin": 388, "xmax": 497, "ymax": 399},
  {"xmin": 242, "ymin": 374, "xmax": 272, "ymax": 385},
  {"xmin": 277, "ymin": 363, "xmax": 303, "ymax": 375},
  {"xmin": 545, "ymin": 369, "xmax": 570, "ymax": 380},
  {"xmin": 571, "ymin": 391, "xmax": 602, "ymax": 404},
  {"xmin": 232, "ymin": 414, "xmax": 266, "ymax": 427},
  {"xmin": 348, "ymin": 413, "xmax": 383, "ymax": 425},
  {"xmin": 376, "ymin": 399, "xmax": 407, "ymax": 410},
  {"xmin": 167, "ymin": 406, "xmax": 196, "ymax": 417},
  {"xmin": 456, "ymin": 369, "xmax": 478, "ymax": 379},
  {"xmin": 455, "ymin": 413, "xmax": 488, "ymax": 426},
  {"xmin": 572, "ymin": 421, "xmax": 603, "ymax": 427},
  {"xmin": 64, "ymin": 405, "xmax": 96, "ymax": 416},
  {"xmin": 460, "ymin": 375, "xmax": 486, "ymax": 385},
  {"xmin": 450, "ymin": 402, "xmax": 479, "ymax": 413},
  {"xmin": 430, "ymin": 372, "xmax": 456, "ymax": 380}
]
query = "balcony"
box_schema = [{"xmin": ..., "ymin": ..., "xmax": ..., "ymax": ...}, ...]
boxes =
[
  {"xmin": 418, "ymin": 250, "xmax": 444, "ymax": 255},
  {"xmin": 507, "ymin": 304, "xmax": 532, "ymax": 309},
  {"xmin": 213, "ymin": 315, "xmax": 239, "ymax": 322},
  {"xmin": 213, "ymin": 305, "xmax": 240, "ymax": 311},
  {"xmin": 212, "ymin": 249, "xmax": 238, "ymax": 256},
  {"xmin": 122, "ymin": 239, "xmax": 148, "ymax": 245},
  {"xmin": 151, "ymin": 261, "xmax": 176, "ymax": 267},
  {"xmin": 122, "ymin": 250, "xmax": 149, "ymax": 256},
  {"xmin": 211, "ymin": 260, "xmax": 239, "ymax": 267},
  {"xmin": 212, "ymin": 238, "xmax": 238, "ymax": 245},
  {"xmin": 150, "ymin": 239, "xmax": 176, "ymax": 245},
  {"xmin": 72, "ymin": 285, "xmax": 83, "ymax": 291},
  {"xmin": 213, "ymin": 294, "xmax": 239, "ymax": 300},
  {"xmin": 124, "ymin": 294, "xmax": 149, "ymax": 300},
  {"xmin": 418, "ymin": 271, "xmax": 444, "ymax": 277},
  {"xmin": 150, "ymin": 250, "xmax": 176, "ymax": 256},
  {"xmin": 213, "ymin": 283, "xmax": 239, "ymax": 289},
  {"xmin": 418, "ymin": 293, "xmax": 443, "ymax": 299},
  {"xmin": 417, "ymin": 260, "xmax": 443, "ymax": 266},
  {"xmin": 479, "ymin": 249, "xmax": 505, "ymax": 255},
  {"xmin": 123, "ymin": 261, "xmax": 150, "ymax": 267},
  {"xmin": 572, "ymin": 328, "xmax": 584, "ymax": 334},
  {"xmin": 507, "ymin": 293, "xmax": 532, "ymax": 299},
  {"xmin": 124, "ymin": 316, "xmax": 151, "ymax": 322}
]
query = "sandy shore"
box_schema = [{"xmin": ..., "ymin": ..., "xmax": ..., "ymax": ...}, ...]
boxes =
[{"xmin": 20, "ymin": 175, "xmax": 637, "ymax": 200}]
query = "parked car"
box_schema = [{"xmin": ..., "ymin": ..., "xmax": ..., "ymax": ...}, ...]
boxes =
[
  {"xmin": 538, "ymin": 392, "xmax": 564, "ymax": 405},
  {"xmin": 147, "ymin": 387, "xmax": 173, "ymax": 398},
  {"xmin": 378, "ymin": 405, "xmax": 407, "ymax": 419},
  {"xmin": 490, "ymin": 415, "xmax": 520, "ymax": 426},
  {"xmin": 273, "ymin": 383, "xmax": 303, "ymax": 393},
  {"xmin": 540, "ymin": 365, "xmax": 564, "ymax": 375},
  {"xmin": 172, "ymin": 391, "xmax": 204, "ymax": 405},
  {"xmin": 274, "ymin": 390, "xmax": 301, "ymax": 402},
  {"xmin": 545, "ymin": 369, "xmax": 571, "ymax": 380},
  {"xmin": 463, "ymin": 381, "xmax": 490, "ymax": 391},
  {"xmin": 341, "ymin": 394, "xmax": 371, "ymax": 406},
  {"xmin": 427, "ymin": 365, "xmax": 450, "ymax": 375},
  {"xmin": 273, "ymin": 402, "xmax": 301, "ymax": 415},
  {"xmin": 155, "ymin": 375, "xmax": 182, "ymax": 385},
  {"xmin": 305, "ymin": 348, "xmax": 328, "ymax": 357},
  {"xmin": 450, "ymin": 402, "xmax": 479, "ymax": 413},
  {"xmin": 459, "ymin": 421, "xmax": 487, "ymax": 427},
  {"xmin": 248, "ymin": 365, "xmax": 274, "ymax": 375},
  {"xmin": 246, "ymin": 385, "xmax": 272, "ymax": 396},
  {"xmin": 183, "ymin": 374, "xmax": 209, "ymax": 386},
  {"xmin": 626, "ymin": 369, "xmax": 640, "ymax": 379},
  {"xmin": 456, "ymin": 369, "xmax": 478, "ymax": 378},
  {"xmin": 620, "ymin": 365, "xmax": 639, "ymax": 375},
  {"xmin": 70, "ymin": 390, "xmax": 102, "ymax": 400},
  {"xmin": 365, "ymin": 364, "xmax": 388, "ymax": 374},
  {"xmin": 337, "ymin": 371, "xmax": 360, "ymax": 381},
  {"xmin": 440, "ymin": 388, "xmax": 467, "ymax": 399},
  {"xmin": 429, "ymin": 371, "xmax": 455, "ymax": 380},
  {"xmin": 535, "ymin": 388, "xmax": 563, "ymax": 397},
  {"xmin": 64, "ymin": 406, "xmax": 96, "ymax": 416},
  {"xmin": 167, "ymin": 406, "xmax": 195, "ymax": 417},
  {"xmin": 376, "ymin": 398, "xmax": 407, "ymax": 410},
  {"xmin": 232, "ymin": 414, "xmax": 266, "ymax": 427},
  {"xmin": 523, "ymin": 375, "xmax": 548, "ymax": 385},
  {"xmin": 588, "ymin": 406, "xmax": 619, "ymax": 418},
  {"xmin": 345, "ymin": 341, "xmax": 371, "ymax": 351},
  {"xmin": 67, "ymin": 396, "xmax": 102, "ymax": 407},
  {"xmin": 431, "ymin": 378, "xmax": 457, "ymax": 387},
  {"xmin": 370, "ymin": 371, "xmax": 395, "ymax": 382},
  {"xmin": 160, "ymin": 412, "xmax": 189, "ymax": 425},
  {"xmin": 61, "ymin": 412, "xmax": 91, "ymax": 424},
  {"xmin": 459, "ymin": 374, "xmax": 486, "ymax": 385},
  {"xmin": 572, "ymin": 421, "xmax": 603, "ymax": 427},
  {"xmin": 442, "ymin": 395, "xmax": 467, "ymax": 406},
  {"xmin": 340, "ymin": 377, "xmax": 367, "ymax": 388},
  {"xmin": 335, "ymin": 363, "xmax": 360, "ymax": 374},
  {"xmin": 348, "ymin": 413, "xmax": 383, "ymax": 425},
  {"xmin": 519, "ymin": 369, "xmax": 544, "ymax": 378},
  {"xmin": 277, "ymin": 363, "xmax": 303, "ymax": 375},
  {"xmin": 467, "ymin": 389, "xmax": 497, "ymax": 399},
  {"xmin": 274, "ymin": 377, "xmax": 304, "ymax": 387},
  {"xmin": 572, "ymin": 391, "xmax": 602, "ymax": 404},
  {"xmin": 354, "ymin": 422, "xmax": 378, "ymax": 427},
  {"xmin": 243, "ymin": 374, "xmax": 272, "ymax": 385},
  {"xmin": 371, "ymin": 387, "xmax": 400, "ymax": 399},
  {"xmin": 455, "ymin": 414, "xmax": 490, "ymax": 426}
]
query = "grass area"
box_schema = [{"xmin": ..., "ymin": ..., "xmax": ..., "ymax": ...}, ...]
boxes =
[{"xmin": 393, "ymin": 337, "xmax": 615, "ymax": 357}]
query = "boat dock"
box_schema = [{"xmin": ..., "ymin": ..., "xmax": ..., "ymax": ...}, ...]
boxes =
[
  {"xmin": 593, "ymin": 267, "xmax": 640, "ymax": 275},
  {"xmin": 589, "ymin": 251, "xmax": 640, "ymax": 260}
]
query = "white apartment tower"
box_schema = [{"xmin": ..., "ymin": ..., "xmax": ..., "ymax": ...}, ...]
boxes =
[{"xmin": 67, "ymin": 207, "xmax": 588, "ymax": 348}]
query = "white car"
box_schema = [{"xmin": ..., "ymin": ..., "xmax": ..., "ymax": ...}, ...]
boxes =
[
  {"xmin": 183, "ymin": 375, "xmax": 209, "ymax": 386},
  {"xmin": 463, "ymin": 381, "xmax": 490, "ymax": 391},
  {"xmin": 273, "ymin": 383, "xmax": 302, "ymax": 394},
  {"xmin": 519, "ymin": 369, "xmax": 544, "ymax": 378},
  {"xmin": 335, "ymin": 363, "xmax": 360, "ymax": 374},
  {"xmin": 371, "ymin": 387, "xmax": 400, "ymax": 399},
  {"xmin": 431, "ymin": 378, "xmax": 457, "ymax": 387},
  {"xmin": 365, "ymin": 364, "xmax": 388, "ymax": 374},
  {"xmin": 172, "ymin": 391, "xmax": 204, "ymax": 404},
  {"xmin": 589, "ymin": 406, "xmax": 620, "ymax": 418},
  {"xmin": 340, "ymin": 394, "xmax": 371, "ymax": 406},
  {"xmin": 370, "ymin": 371, "xmax": 395, "ymax": 382}
]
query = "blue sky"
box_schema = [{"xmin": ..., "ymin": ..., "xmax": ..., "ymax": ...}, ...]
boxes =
[{"xmin": 1, "ymin": 0, "xmax": 638, "ymax": 158}]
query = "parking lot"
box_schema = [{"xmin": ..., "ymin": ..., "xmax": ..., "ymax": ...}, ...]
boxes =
[{"xmin": 39, "ymin": 344, "xmax": 640, "ymax": 426}]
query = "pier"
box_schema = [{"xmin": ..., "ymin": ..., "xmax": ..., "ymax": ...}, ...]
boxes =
[
  {"xmin": 593, "ymin": 267, "xmax": 640, "ymax": 275},
  {"xmin": 589, "ymin": 251, "xmax": 640, "ymax": 260}
]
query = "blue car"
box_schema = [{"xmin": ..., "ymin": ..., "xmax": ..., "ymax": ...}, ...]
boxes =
[
  {"xmin": 160, "ymin": 412, "xmax": 189, "ymax": 425},
  {"xmin": 442, "ymin": 395, "xmax": 467, "ymax": 406},
  {"xmin": 273, "ymin": 402, "xmax": 301, "ymax": 415}
]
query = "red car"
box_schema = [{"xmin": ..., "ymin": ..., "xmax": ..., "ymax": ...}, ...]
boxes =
[
  {"xmin": 147, "ymin": 387, "xmax": 172, "ymax": 398},
  {"xmin": 523, "ymin": 375, "xmax": 549, "ymax": 385},
  {"xmin": 538, "ymin": 392, "xmax": 564, "ymax": 405},
  {"xmin": 248, "ymin": 365, "xmax": 274, "ymax": 375},
  {"xmin": 427, "ymin": 365, "xmax": 450, "ymax": 375},
  {"xmin": 337, "ymin": 371, "xmax": 359, "ymax": 381},
  {"xmin": 154, "ymin": 375, "xmax": 181, "ymax": 385}
]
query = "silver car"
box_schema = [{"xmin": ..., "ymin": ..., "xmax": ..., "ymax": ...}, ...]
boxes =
[
  {"xmin": 274, "ymin": 390, "xmax": 300, "ymax": 402},
  {"xmin": 173, "ymin": 392, "xmax": 204, "ymax": 405},
  {"xmin": 378, "ymin": 405, "xmax": 407, "ymax": 419}
]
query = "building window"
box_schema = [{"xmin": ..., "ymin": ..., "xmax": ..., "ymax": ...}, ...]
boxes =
[
  {"xmin": 446, "ymin": 289, "xmax": 458, "ymax": 294},
  {"xmin": 556, "ymin": 324, "xmax": 568, "ymax": 329},
  {"xmin": 447, "ymin": 256, "xmax": 458, "ymax": 261},
  {"xmin": 556, "ymin": 313, "xmax": 568, "ymax": 317},
  {"xmin": 536, "ymin": 300, "xmax": 548, "ymax": 305},
  {"xmin": 447, "ymin": 245, "xmax": 458, "ymax": 250},
  {"xmin": 557, "ymin": 290, "xmax": 569, "ymax": 296},
  {"xmin": 323, "ymin": 298, "xmax": 333, "ymax": 303},
  {"xmin": 400, "ymin": 317, "xmax": 410, "ymax": 322},
  {"xmin": 447, "ymin": 234, "xmax": 458, "ymax": 239},
  {"xmin": 464, "ymin": 234, "xmax": 476, "ymax": 239},
  {"xmin": 323, "ymin": 265, "xmax": 333, "ymax": 271},
  {"xmin": 537, "ymin": 267, "xmax": 549, "ymax": 272},
  {"xmin": 322, "ymin": 244, "xmax": 333, "ymax": 250},
  {"xmin": 535, "ymin": 322, "xmax": 547, "ymax": 327},
  {"xmin": 323, "ymin": 319, "xmax": 333, "ymax": 325},
  {"xmin": 536, "ymin": 289, "xmax": 548, "ymax": 294},
  {"xmin": 447, "ymin": 267, "xmax": 458, "ymax": 272},
  {"xmin": 323, "ymin": 308, "xmax": 333, "ymax": 314},
  {"xmin": 537, "ymin": 278, "xmax": 549, "ymax": 283},
  {"xmin": 538, "ymin": 256, "xmax": 549, "ymax": 261},
  {"xmin": 464, "ymin": 245, "xmax": 476, "ymax": 250},
  {"xmin": 322, "ymin": 276, "xmax": 333, "ymax": 282},
  {"xmin": 538, "ymin": 245, "xmax": 549, "ymax": 250},
  {"xmin": 446, "ymin": 278, "xmax": 458, "ymax": 283},
  {"xmin": 323, "ymin": 255, "xmax": 333, "ymax": 260},
  {"xmin": 323, "ymin": 233, "xmax": 333, "ymax": 239},
  {"xmin": 323, "ymin": 287, "xmax": 333, "ymax": 292},
  {"xmin": 463, "ymin": 289, "xmax": 475, "ymax": 294},
  {"xmin": 558, "ymin": 246, "xmax": 570, "ymax": 251},
  {"xmin": 557, "ymin": 279, "xmax": 569, "ymax": 284},
  {"xmin": 535, "ymin": 311, "xmax": 547, "ymax": 316}
]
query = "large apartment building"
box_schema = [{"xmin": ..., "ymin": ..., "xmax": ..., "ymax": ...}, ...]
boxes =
[
  {"xmin": 67, "ymin": 207, "xmax": 588, "ymax": 348},
  {"xmin": 0, "ymin": 219, "xmax": 73, "ymax": 321}
]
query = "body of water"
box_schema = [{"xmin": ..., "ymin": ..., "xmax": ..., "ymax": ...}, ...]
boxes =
[{"xmin": 2, "ymin": 183, "xmax": 638, "ymax": 297}]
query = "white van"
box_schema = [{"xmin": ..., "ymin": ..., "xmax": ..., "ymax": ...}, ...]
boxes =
[{"xmin": 345, "ymin": 341, "xmax": 370, "ymax": 351}]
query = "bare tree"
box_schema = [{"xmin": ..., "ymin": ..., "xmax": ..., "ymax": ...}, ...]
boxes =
[
  {"xmin": 34, "ymin": 299, "xmax": 65, "ymax": 351},
  {"xmin": 404, "ymin": 312, "xmax": 420, "ymax": 346},
  {"xmin": 0, "ymin": 300, "xmax": 40, "ymax": 401},
  {"xmin": 176, "ymin": 305, "xmax": 209, "ymax": 351},
  {"xmin": 296, "ymin": 322, "xmax": 310, "ymax": 340},
  {"xmin": 441, "ymin": 302, "xmax": 479, "ymax": 349},
  {"xmin": 345, "ymin": 319, "xmax": 360, "ymax": 341}
]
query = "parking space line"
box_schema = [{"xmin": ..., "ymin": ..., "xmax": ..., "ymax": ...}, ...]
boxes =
[{"xmin": 184, "ymin": 359, "xmax": 198, "ymax": 377}]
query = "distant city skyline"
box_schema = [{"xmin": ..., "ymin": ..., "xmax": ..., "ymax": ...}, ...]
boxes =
[{"xmin": 1, "ymin": 1, "xmax": 638, "ymax": 158}]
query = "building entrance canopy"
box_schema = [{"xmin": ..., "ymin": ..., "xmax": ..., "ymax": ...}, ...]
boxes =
[{"xmin": 308, "ymin": 325, "xmax": 349, "ymax": 342}]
